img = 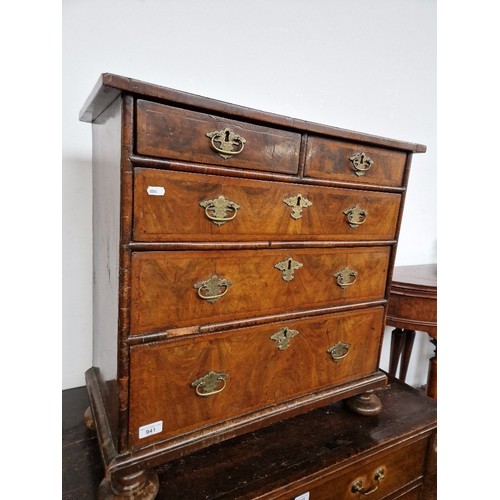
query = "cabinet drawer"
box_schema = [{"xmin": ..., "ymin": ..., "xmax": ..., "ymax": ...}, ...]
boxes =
[
  {"xmin": 136, "ymin": 100, "xmax": 301, "ymax": 174},
  {"xmin": 304, "ymin": 438, "xmax": 426, "ymax": 500},
  {"xmin": 129, "ymin": 246, "xmax": 391, "ymax": 334},
  {"xmin": 305, "ymin": 136, "xmax": 407, "ymax": 187},
  {"xmin": 128, "ymin": 307, "xmax": 384, "ymax": 449},
  {"xmin": 133, "ymin": 168, "xmax": 401, "ymax": 242}
]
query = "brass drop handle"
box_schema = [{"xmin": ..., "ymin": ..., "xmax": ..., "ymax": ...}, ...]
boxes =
[
  {"xmin": 200, "ymin": 195, "xmax": 240, "ymax": 226},
  {"xmin": 191, "ymin": 371, "xmax": 229, "ymax": 397},
  {"xmin": 351, "ymin": 468, "xmax": 385, "ymax": 496},
  {"xmin": 206, "ymin": 127, "xmax": 246, "ymax": 159},
  {"xmin": 344, "ymin": 205, "xmax": 368, "ymax": 228},
  {"xmin": 327, "ymin": 341, "xmax": 351, "ymax": 362},
  {"xmin": 194, "ymin": 274, "xmax": 232, "ymax": 304},
  {"xmin": 333, "ymin": 267, "xmax": 358, "ymax": 289},
  {"xmin": 349, "ymin": 152, "xmax": 373, "ymax": 176}
]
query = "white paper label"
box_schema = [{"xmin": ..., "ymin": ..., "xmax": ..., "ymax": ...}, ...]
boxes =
[
  {"xmin": 147, "ymin": 186, "xmax": 165, "ymax": 196},
  {"xmin": 139, "ymin": 420, "xmax": 163, "ymax": 439},
  {"xmin": 294, "ymin": 494, "xmax": 310, "ymax": 500}
]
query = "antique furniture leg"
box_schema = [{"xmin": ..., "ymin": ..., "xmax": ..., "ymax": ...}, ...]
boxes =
[
  {"xmin": 345, "ymin": 390, "xmax": 382, "ymax": 416},
  {"xmin": 388, "ymin": 328, "xmax": 416, "ymax": 382},
  {"xmin": 399, "ymin": 329, "xmax": 416, "ymax": 381},
  {"xmin": 427, "ymin": 338, "xmax": 437, "ymax": 399},
  {"xmin": 97, "ymin": 469, "xmax": 159, "ymax": 500}
]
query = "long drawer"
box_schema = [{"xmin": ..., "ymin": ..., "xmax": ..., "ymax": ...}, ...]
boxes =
[
  {"xmin": 136, "ymin": 100, "xmax": 301, "ymax": 174},
  {"xmin": 132, "ymin": 168, "xmax": 401, "ymax": 242},
  {"xmin": 129, "ymin": 246, "xmax": 391, "ymax": 334},
  {"xmin": 128, "ymin": 307, "xmax": 385, "ymax": 449}
]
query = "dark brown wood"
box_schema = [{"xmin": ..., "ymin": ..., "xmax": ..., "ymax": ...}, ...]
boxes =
[
  {"xmin": 80, "ymin": 74, "xmax": 426, "ymax": 498},
  {"xmin": 387, "ymin": 264, "xmax": 437, "ymax": 399},
  {"xmin": 62, "ymin": 378, "xmax": 436, "ymax": 500}
]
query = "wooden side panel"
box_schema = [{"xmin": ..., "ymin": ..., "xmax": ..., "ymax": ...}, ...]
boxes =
[
  {"xmin": 129, "ymin": 246, "xmax": 391, "ymax": 334},
  {"xmin": 305, "ymin": 136, "xmax": 407, "ymax": 187},
  {"xmin": 128, "ymin": 307, "xmax": 384, "ymax": 448},
  {"xmin": 132, "ymin": 168, "xmax": 402, "ymax": 242},
  {"xmin": 136, "ymin": 100, "xmax": 301, "ymax": 174}
]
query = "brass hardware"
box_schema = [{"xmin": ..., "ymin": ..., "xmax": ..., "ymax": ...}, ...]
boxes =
[
  {"xmin": 194, "ymin": 274, "xmax": 232, "ymax": 303},
  {"xmin": 200, "ymin": 195, "xmax": 240, "ymax": 226},
  {"xmin": 349, "ymin": 152, "xmax": 373, "ymax": 176},
  {"xmin": 283, "ymin": 194, "xmax": 312, "ymax": 220},
  {"xmin": 274, "ymin": 257, "xmax": 303, "ymax": 282},
  {"xmin": 270, "ymin": 327, "xmax": 299, "ymax": 350},
  {"xmin": 351, "ymin": 468, "xmax": 385, "ymax": 496},
  {"xmin": 344, "ymin": 205, "xmax": 368, "ymax": 228},
  {"xmin": 191, "ymin": 371, "xmax": 229, "ymax": 397},
  {"xmin": 206, "ymin": 127, "xmax": 246, "ymax": 159},
  {"xmin": 333, "ymin": 267, "xmax": 358, "ymax": 289},
  {"xmin": 327, "ymin": 341, "xmax": 351, "ymax": 362}
]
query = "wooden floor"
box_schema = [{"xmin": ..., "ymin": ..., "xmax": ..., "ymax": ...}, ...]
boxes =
[{"xmin": 62, "ymin": 378, "xmax": 436, "ymax": 499}]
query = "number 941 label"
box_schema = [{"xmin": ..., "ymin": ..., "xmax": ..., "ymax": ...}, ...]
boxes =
[{"xmin": 138, "ymin": 420, "xmax": 163, "ymax": 439}]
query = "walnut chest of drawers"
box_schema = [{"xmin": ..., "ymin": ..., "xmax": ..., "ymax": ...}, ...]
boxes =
[{"xmin": 80, "ymin": 73, "xmax": 426, "ymax": 499}]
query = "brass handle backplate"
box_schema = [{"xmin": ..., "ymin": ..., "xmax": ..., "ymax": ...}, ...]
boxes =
[
  {"xmin": 327, "ymin": 341, "xmax": 351, "ymax": 362},
  {"xmin": 206, "ymin": 127, "xmax": 246, "ymax": 159},
  {"xmin": 344, "ymin": 205, "xmax": 368, "ymax": 228},
  {"xmin": 270, "ymin": 327, "xmax": 299, "ymax": 350},
  {"xmin": 351, "ymin": 468, "xmax": 385, "ymax": 496},
  {"xmin": 349, "ymin": 152, "xmax": 373, "ymax": 176},
  {"xmin": 200, "ymin": 195, "xmax": 240, "ymax": 226},
  {"xmin": 191, "ymin": 371, "xmax": 229, "ymax": 397},
  {"xmin": 274, "ymin": 257, "xmax": 303, "ymax": 282},
  {"xmin": 194, "ymin": 274, "xmax": 232, "ymax": 303},
  {"xmin": 283, "ymin": 194, "xmax": 312, "ymax": 220},
  {"xmin": 334, "ymin": 267, "xmax": 358, "ymax": 289}
]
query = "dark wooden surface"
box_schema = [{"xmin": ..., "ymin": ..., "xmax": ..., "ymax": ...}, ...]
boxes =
[{"xmin": 63, "ymin": 377, "xmax": 436, "ymax": 499}]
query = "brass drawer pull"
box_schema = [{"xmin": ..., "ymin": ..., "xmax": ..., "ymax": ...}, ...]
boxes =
[
  {"xmin": 274, "ymin": 257, "xmax": 303, "ymax": 282},
  {"xmin": 270, "ymin": 327, "xmax": 299, "ymax": 350},
  {"xmin": 200, "ymin": 195, "xmax": 240, "ymax": 226},
  {"xmin": 349, "ymin": 152, "xmax": 373, "ymax": 176},
  {"xmin": 194, "ymin": 274, "xmax": 232, "ymax": 303},
  {"xmin": 351, "ymin": 468, "xmax": 385, "ymax": 496},
  {"xmin": 191, "ymin": 371, "xmax": 229, "ymax": 397},
  {"xmin": 206, "ymin": 127, "xmax": 246, "ymax": 159},
  {"xmin": 344, "ymin": 205, "xmax": 368, "ymax": 228},
  {"xmin": 334, "ymin": 267, "xmax": 358, "ymax": 289},
  {"xmin": 283, "ymin": 194, "xmax": 312, "ymax": 220},
  {"xmin": 327, "ymin": 341, "xmax": 351, "ymax": 362}
]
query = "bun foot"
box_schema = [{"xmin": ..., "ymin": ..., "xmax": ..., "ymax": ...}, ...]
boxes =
[
  {"xmin": 97, "ymin": 469, "xmax": 159, "ymax": 499},
  {"xmin": 345, "ymin": 390, "xmax": 382, "ymax": 416},
  {"xmin": 83, "ymin": 406, "xmax": 95, "ymax": 431}
]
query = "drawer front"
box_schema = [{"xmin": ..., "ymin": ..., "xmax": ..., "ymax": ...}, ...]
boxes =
[
  {"xmin": 305, "ymin": 136, "xmax": 407, "ymax": 187},
  {"xmin": 298, "ymin": 438, "xmax": 427, "ymax": 500},
  {"xmin": 128, "ymin": 307, "xmax": 384, "ymax": 448},
  {"xmin": 129, "ymin": 246, "xmax": 391, "ymax": 334},
  {"xmin": 133, "ymin": 168, "xmax": 401, "ymax": 242},
  {"xmin": 136, "ymin": 100, "xmax": 301, "ymax": 174}
]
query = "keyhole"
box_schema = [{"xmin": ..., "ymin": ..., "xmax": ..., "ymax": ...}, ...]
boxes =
[
  {"xmin": 287, "ymin": 259, "xmax": 292, "ymax": 270},
  {"xmin": 296, "ymin": 196, "xmax": 302, "ymax": 206},
  {"xmin": 224, "ymin": 130, "xmax": 230, "ymax": 142}
]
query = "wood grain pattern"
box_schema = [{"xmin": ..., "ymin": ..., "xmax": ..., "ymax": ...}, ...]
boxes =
[
  {"xmin": 129, "ymin": 246, "xmax": 391, "ymax": 334},
  {"xmin": 128, "ymin": 307, "xmax": 384, "ymax": 448},
  {"xmin": 132, "ymin": 168, "xmax": 401, "ymax": 242},
  {"xmin": 136, "ymin": 100, "xmax": 301, "ymax": 174}
]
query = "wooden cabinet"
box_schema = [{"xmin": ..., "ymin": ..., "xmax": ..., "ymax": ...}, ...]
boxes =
[{"xmin": 80, "ymin": 73, "xmax": 426, "ymax": 498}]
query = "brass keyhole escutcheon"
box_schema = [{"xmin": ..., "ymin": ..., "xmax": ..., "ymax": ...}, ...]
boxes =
[
  {"xmin": 344, "ymin": 205, "xmax": 368, "ymax": 228},
  {"xmin": 283, "ymin": 194, "xmax": 312, "ymax": 220},
  {"xmin": 349, "ymin": 152, "xmax": 373, "ymax": 176},
  {"xmin": 274, "ymin": 257, "xmax": 303, "ymax": 282},
  {"xmin": 206, "ymin": 127, "xmax": 246, "ymax": 159},
  {"xmin": 270, "ymin": 327, "xmax": 299, "ymax": 350},
  {"xmin": 191, "ymin": 371, "xmax": 229, "ymax": 397}
]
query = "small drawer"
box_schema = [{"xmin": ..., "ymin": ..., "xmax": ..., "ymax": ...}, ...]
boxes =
[
  {"xmin": 128, "ymin": 307, "xmax": 384, "ymax": 448},
  {"xmin": 129, "ymin": 246, "xmax": 391, "ymax": 334},
  {"xmin": 305, "ymin": 136, "xmax": 407, "ymax": 187},
  {"xmin": 133, "ymin": 168, "xmax": 402, "ymax": 242},
  {"xmin": 136, "ymin": 100, "xmax": 301, "ymax": 174}
]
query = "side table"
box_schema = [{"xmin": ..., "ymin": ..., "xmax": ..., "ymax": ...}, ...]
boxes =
[{"xmin": 386, "ymin": 264, "xmax": 437, "ymax": 399}]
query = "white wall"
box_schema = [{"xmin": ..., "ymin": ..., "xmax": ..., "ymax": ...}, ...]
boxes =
[{"xmin": 62, "ymin": 0, "xmax": 436, "ymax": 389}]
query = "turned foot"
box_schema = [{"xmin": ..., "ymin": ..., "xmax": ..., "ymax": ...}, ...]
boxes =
[
  {"xmin": 83, "ymin": 406, "xmax": 95, "ymax": 431},
  {"xmin": 345, "ymin": 390, "xmax": 382, "ymax": 416},
  {"xmin": 97, "ymin": 469, "xmax": 159, "ymax": 499}
]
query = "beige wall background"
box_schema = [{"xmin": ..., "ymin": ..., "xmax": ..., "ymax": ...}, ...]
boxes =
[{"xmin": 62, "ymin": 0, "xmax": 436, "ymax": 389}]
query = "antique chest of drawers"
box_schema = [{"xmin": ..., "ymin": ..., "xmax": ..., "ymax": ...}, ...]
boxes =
[{"xmin": 80, "ymin": 73, "xmax": 426, "ymax": 498}]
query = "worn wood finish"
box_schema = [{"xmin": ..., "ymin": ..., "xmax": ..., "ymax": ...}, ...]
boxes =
[
  {"xmin": 62, "ymin": 379, "xmax": 436, "ymax": 500},
  {"xmin": 80, "ymin": 74, "xmax": 426, "ymax": 498},
  {"xmin": 129, "ymin": 246, "xmax": 390, "ymax": 334},
  {"xmin": 133, "ymin": 168, "xmax": 402, "ymax": 242}
]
